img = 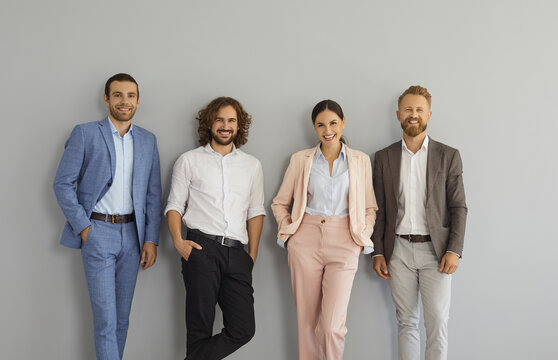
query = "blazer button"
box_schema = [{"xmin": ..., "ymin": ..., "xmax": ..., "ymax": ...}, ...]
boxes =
[{"xmin": 321, "ymin": 219, "xmax": 326, "ymax": 224}]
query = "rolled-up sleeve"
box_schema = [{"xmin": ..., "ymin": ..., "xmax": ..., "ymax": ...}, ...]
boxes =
[
  {"xmin": 164, "ymin": 154, "xmax": 191, "ymax": 217},
  {"xmin": 247, "ymin": 160, "xmax": 266, "ymax": 219}
]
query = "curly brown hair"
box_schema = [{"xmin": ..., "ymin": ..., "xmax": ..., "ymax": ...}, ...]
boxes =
[{"xmin": 196, "ymin": 97, "xmax": 252, "ymax": 148}]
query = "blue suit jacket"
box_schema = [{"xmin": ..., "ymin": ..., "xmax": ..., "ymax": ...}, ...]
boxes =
[{"xmin": 53, "ymin": 117, "xmax": 162, "ymax": 249}]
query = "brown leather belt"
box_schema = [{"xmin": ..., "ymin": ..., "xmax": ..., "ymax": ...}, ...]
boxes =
[
  {"xmin": 398, "ymin": 234, "xmax": 431, "ymax": 243},
  {"xmin": 188, "ymin": 228, "xmax": 244, "ymax": 249},
  {"xmin": 91, "ymin": 212, "xmax": 135, "ymax": 224}
]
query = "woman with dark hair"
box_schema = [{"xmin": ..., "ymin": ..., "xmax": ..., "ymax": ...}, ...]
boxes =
[{"xmin": 272, "ymin": 100, "xmax": 378, "ymax": 359}]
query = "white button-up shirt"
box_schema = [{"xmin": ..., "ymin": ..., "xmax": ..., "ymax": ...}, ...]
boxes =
[
  {"xmin": 164, "ymin": 144, "xmax": 266, "ymax": 244},
  {"xmin": 396, "ymin": 135, "xmax": 429, "ymax": 235}
]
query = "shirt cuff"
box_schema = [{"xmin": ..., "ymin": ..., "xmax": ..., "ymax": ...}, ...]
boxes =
[
  {"xmin": 247, "ymin": 205, "xmax": 266, "ymax": 220},
  {"xmin": 276, "ymin": 237, "xmax": 287, "ymax": 249},
  {"xmin": 446, "ymin": 250, "xmax": 461, "ymax": 258},
  {"xmin": 164, "ymin": 204, "xmax": 185, "ymax": 217},
  {"xmin": 372, "ymin": 254, "xmax": 384, "ymax": 258},
  {"xmin": 362, "ymin": 246, "xmax": 374, "ymax": 255}
]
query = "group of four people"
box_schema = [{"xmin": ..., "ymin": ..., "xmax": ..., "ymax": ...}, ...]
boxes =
[{"xmin": 53, "ymin": 73, "xmax": 467, "ymax": 360}]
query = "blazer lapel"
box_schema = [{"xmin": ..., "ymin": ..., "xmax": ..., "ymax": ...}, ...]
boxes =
[
  {"xmin": 301, "ymin": 146, "xmax": 317, "ymax": 210},
  {"xmin": 99, "ymin": 118, "xmax": 116, "ymax": 180},
  {"xmin": 426, "ymin": 137, "xmax": 440, "ymax": 201},
  {"xmin": 346, "ymin": 146, "xmax": 357, "ymax": 218},
  {"xmin": 387, "ymin": 141, "xmax": 402, "ymax": 200}
]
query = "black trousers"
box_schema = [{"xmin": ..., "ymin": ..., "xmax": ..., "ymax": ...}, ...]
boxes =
[{"xmin": 181, "ymin": 230, "xmax": 255, "ymax": 360}]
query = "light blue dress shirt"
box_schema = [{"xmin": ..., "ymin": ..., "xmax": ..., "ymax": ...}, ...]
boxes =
[
  {"xmin": 93, "ymin": 118, "xmax": 134, "ymax": 215},
  {"xmin": 305, "ymin": 144, "xmax": 350, "ymax": 218},
  {"xmin": 278, "ymin": 144, "xmax": 373, "ymax": 254}
]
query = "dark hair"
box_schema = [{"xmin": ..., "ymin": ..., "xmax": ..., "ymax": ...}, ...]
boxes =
[
  {"xmin": 398, "ymin": 85, "xmax": 431, "ymax": 107},
  {"xmin": 311, "ymin": 99, "xmax": 347, "ymax": 144},
  {"xmin": 197, "ymin": 97, "xmax": 252, "ymax": 147},
  {"xmin": 104, "ymin": 73, "xmax": 139, "ymax": 98}
]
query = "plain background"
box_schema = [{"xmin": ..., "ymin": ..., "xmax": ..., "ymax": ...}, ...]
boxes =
[{"xmin": 1, "ymin": 0, "xmax": 557, "ymax": 359}]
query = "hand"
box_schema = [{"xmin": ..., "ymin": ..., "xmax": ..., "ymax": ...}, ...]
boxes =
[
  {"xmin": 249, "ymin": 252, "xmax": 257, "ymax": 264},
  {"xmin": 80, "ymin": 225, "xmax": 91, "ymax": 244},
  {"xmin": 373, "ymin": 255, "xmax": 390, "ymax": 279},
  {"xmin": 140, "ymin": 242, "xmax": 157, "ymax": 270},
  {"xmin": 439, "ymin": 252, "xmax": 459, "ymax": 274},
  {"xmin": 174, "ymin": 238, "xmax": 202, "ymax": 261}
]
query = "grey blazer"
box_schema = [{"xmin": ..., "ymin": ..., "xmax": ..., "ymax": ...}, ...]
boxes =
[{"xmin": 371, "ymin": 138, "xmax": 467, "ymax": 264}]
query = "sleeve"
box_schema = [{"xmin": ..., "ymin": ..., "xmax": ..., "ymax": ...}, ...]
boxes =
[
  {"xmin": 362, "ymin": 154, "xmax": 378, "ymax": 241},
  {"xmin": 371, "ymin": 152, "xmax": 386, "ymax": 257},
  {"xmin": 247, "ymin": 160, "xmax": 266, "ymax": 219},
  {"xmin": 53, "ymin": 125, "xmax": 91, "ymax": 236},
  {"xmin": 164, "ymin": 154, "xmax": 192, "ymax": 217},
  {"xmin": 271, "ymin": 154, "xmax": 297, "ymax": 231},
  {"xmin": 144, "ymin": 137, "xmax": 163, "ymax": 245},
  {"xmin": 445, "ymin": 149, "xmax": 468, "ymax": 256}
]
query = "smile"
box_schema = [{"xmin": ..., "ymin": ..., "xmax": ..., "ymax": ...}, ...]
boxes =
[{"xmin": 324, "ymin": 134, "xmax": 335, "ymax": 141}]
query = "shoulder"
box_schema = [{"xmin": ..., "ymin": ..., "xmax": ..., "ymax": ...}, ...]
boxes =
[
  {"xmin": 235, "ymin": 149, "xmax": 263, "ymax": 168},
  {"xmin": 289, "ymin": 147, "xmax": 316, "ymax": 162},
  {"xmin": 430, "ymin": 138, "xmax": 460, "ymax": 156},
  {"xmin": 345, "ymin": 146, "xmax": 370, "ymax": 160},
  {"xmin": 74, "ymin": 120, "xmax": 102, "ymax": 133},
  {"xmin": 374, "ymin": 140, "xmax": 400, "ymax": 160},
  {"xmin": 133, "ymin": 124, "xmax": 157, "ymax": 142}
]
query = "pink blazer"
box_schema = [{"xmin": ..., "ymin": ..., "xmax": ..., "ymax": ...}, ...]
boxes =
[{"xmin": 271, "ymin": 145, "xmax": 378, "ymax": 248}]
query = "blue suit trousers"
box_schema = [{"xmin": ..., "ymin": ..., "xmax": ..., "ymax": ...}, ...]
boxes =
[{"xmin": 81, "ymin": 219, "xmax": 140, "ymax": 360}]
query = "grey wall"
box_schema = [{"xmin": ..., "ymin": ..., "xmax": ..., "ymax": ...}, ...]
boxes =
[{"xmin": 1, "ymin": 0, "xmax": 557, "ymax": 359}]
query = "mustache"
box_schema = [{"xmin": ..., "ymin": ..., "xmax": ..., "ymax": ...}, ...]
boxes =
[{"xmin": 405, "ymin": 116, "xmax": 422, "ymax": 122}]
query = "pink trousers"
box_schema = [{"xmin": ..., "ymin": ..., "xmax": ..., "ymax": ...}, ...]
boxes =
[{"xmin": 288, "ymin": 214, "xmax": 361, "ymax": 360}]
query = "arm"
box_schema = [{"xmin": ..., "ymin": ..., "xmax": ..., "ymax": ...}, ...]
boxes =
[
  {"xmin": 270, "ymin": 155, "xmax": 297, "ymax": 233},
  {"xmin": 247, "ymin": 215, "xmax": 264, "ymax": 263},
  {"xmin": 167, "ymin": 210, "xmax": 202, "ymax": 261},
  {"xmin": 370, "ymin": 152, "xmax": 389, "ymax": 279},
  {"xmin": 362, "ymin": 154, "xmax": 378, "ymax": 239},
  {"xmin": 165, "ymin": 154, "xmax": 202, "ymax": 260},
  {"xmin": 445, "ymin": 149, "xmax": 467, "ymax": 257},
  {"xmin": 246, "ymin": 160, "xmax": 266, "ymax": 261},
  {"xmin": 140, "ymin": 138, "xmax": 163, "ymax": 269},
  {"xmin": 370, "ymin": 152, "xmax": 386, "ymax": 257},
  {"xmin": 53, "ymin": 125, "xmax": 90, "ymax": 237}
]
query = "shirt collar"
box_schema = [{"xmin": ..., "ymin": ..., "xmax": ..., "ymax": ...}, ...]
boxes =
[
  {"xmin": 401, "ymin": 134, "xmax": 429, "ymax": 153},
  {"xmin": 315, "ymin": 143, "xmax": 346, "ymax": 161},
  {"xmin": 204, "ymin": 142, "xmax": 238, "ymax": 156},
  {"xmin": 107, "ymin": 117, "xmax": 134, "ymax": 137}
]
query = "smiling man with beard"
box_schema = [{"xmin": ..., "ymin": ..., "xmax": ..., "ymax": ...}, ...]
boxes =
[
  {"xmin": 371, "ymin": 85, "xmax": 467, "ymax": 360},
  {"xmin": 53, "ymin": 73, "xmax": 162, "ymax": 360},
  {"xmin": 165, "ymin": 97, "xmax": 265, "ymax": 360}
]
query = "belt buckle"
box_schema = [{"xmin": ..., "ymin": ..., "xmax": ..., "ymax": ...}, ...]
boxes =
[
  {"xmin": 111, "ymin": 214, "xmax": 118, "ymax": 224},
  {"xmin": 220, "ymin": 236, "xmax": 229, "ymax": 247}
]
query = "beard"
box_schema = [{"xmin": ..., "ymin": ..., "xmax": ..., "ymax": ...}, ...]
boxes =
[
  {"xmin": 109, "ymin": 106, "xmax": 136, "ymax": 122},
  {"xmin": 401, "ymin": 116, "xmax": 427, "ymax": 137},
  {"xmin": 211, "ymin": 129, "xmax": 236, "ymax": 146}
]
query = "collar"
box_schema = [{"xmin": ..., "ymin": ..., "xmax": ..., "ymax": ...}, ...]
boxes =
[
  {"xmin": 315, "ymin": 142, "xmax": 346, "ymax": 161},
  {"xmin": 401, "ymin": 134, "xmax": 429, "ymax": 153},
  {"xmin": 107, "ymin": 117, "xmax": 134, "ymax": 136},
  {"xmin": 204, "ymin": 142, "xmax": 238, "ymax": 156}
]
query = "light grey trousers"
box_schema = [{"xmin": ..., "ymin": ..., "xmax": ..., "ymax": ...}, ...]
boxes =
[{"xmin": 388, "ymin": 236, "xmax": 452, "ymax": 360}]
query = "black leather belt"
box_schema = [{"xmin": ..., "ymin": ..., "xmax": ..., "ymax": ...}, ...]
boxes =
[
  {"xmin": 188, "ymin": 229, "xmax": 244, "ymax": 249},
  {"xmin": 91, "ymin": 212, "xmax": 135, "ymax": 224},
  {"xmin": 398, "ymin": 234, "xmax": 431, "ymax": 243}
]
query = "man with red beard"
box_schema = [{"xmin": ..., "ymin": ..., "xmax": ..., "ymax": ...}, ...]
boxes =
[
  {"xmin": 165, "ymin": 97, "xmax": 265, "ymax": 360},
  {"xmin": 371, "ymin": 85, "xmax": 467, "ymax": 360}
]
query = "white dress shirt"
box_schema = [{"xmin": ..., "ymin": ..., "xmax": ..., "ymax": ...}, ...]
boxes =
[
  {"xmin": 396, "ymin": 135, "xmax": 429, "ymax": 235},
  {"xmin": 164, "ymin": 144, "xmax": 266, "ymax": 244},
  {"xmin": 93, "ymin": 119, "xmax": 134, "ymax": 215}
]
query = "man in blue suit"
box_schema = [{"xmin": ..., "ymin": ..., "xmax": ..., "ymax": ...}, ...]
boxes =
[{"xmin": 53, "ymin": 73, "xmax": 162, "ymax": 360}]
